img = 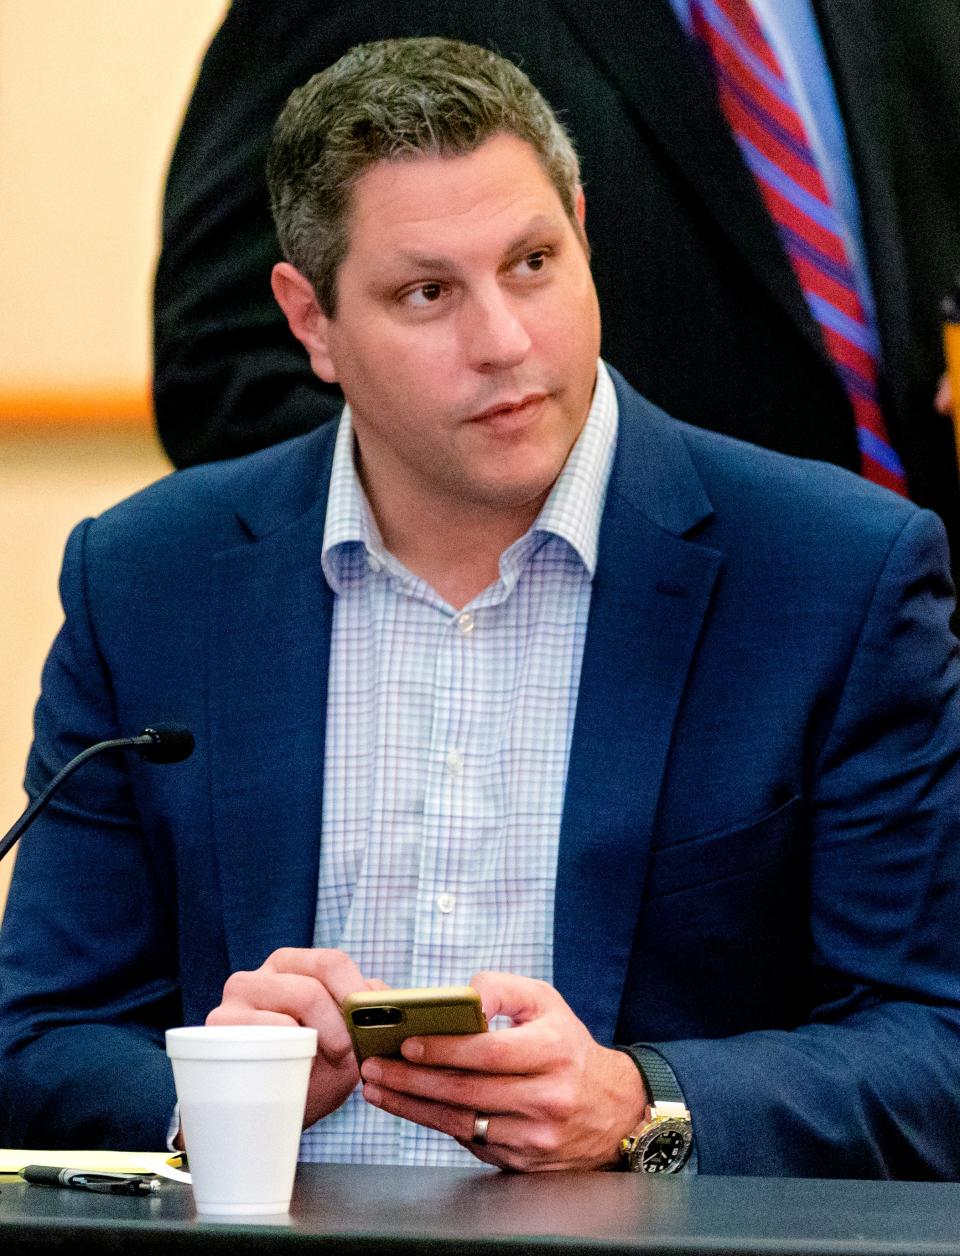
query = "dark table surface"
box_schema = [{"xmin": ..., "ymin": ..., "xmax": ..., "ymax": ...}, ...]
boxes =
[{"xmin": 3, "ymin": 1164, "xmax": 960, "ymax": 1255}]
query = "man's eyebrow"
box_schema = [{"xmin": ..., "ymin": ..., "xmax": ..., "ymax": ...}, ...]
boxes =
[
  {"xmin": 502, "ymin": 214, "xmax": 565, "ymax": 256},
  {"xmin": 393, "ymin": 251, "xmax": 456, "ymax": 271},
  {"xmin": 389, "ymin": 214, "xmax": 566, "ymax": 273}
]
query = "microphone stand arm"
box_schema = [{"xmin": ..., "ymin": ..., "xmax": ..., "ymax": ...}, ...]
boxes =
[{"xmin": 0, "ymin": 736, "xmax": 147, "ymax": 865}]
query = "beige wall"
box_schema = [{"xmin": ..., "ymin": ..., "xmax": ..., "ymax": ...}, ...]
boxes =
[
  {"xmin": 0, "ymin": 0, "xmax": 226, "ymax": 401},
  {"xmin": 1, "ymin": 0, "xmax": 227, "ymax": 915}
]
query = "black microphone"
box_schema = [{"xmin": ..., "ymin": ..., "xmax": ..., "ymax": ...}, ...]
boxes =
[
  {"xmin": 134, "ymin": 726, "xmax": 195, "ymax": 765},
  {"xmin": 0, "ymin": 725, "xmax": 194, "ymax": 865}
]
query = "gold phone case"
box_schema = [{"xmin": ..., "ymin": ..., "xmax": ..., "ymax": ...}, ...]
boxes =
[{"xmin": 341, "ymin": 985, "xmax": 487, "ymax": 1062}]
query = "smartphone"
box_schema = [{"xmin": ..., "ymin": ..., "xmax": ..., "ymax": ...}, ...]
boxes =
[{"xmin": 341, "ymin": 985, "xmax": 488, "ymax": 1063}]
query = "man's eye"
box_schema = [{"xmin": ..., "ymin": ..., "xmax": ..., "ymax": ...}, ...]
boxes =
[
  {"xmin": 404, "ymin": 283, "xmax": 445, "ymax": 307},
  {"xmin": 517, "ymin": 250, "xmax": 549, "ymax": 275}
]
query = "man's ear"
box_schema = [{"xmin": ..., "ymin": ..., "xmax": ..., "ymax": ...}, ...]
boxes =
[
  {"xmin": 270, "ymin": 262, "xmax": 339, "ymax": 383},
  {"xmin": 571, "ymin": 185, "xmax": 590, "ymax": 259}
]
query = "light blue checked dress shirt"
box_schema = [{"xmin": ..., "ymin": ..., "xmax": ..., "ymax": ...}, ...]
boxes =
[{"xmin": 298, "ymin": 361, "xmax": 618, "ymax": 1165}]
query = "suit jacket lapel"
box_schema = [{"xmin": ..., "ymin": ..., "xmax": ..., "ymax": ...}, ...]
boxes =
[
  {"xmin": 208, "ymin": 430, "xmax": 337, "ymax": 973},
  {"xmin": 554, "ymin": 0, "xmax": 824, "ymax": 358},
  {"xmin": 555, "ymin": 373, "xmax": 722, "ymax": 1043}
]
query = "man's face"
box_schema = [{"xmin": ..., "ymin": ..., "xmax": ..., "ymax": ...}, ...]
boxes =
[{"xmin": 283, "ymin": 133, "xmax": 601, "ymax": 525}]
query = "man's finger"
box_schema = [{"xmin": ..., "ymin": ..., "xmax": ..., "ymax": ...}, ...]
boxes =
[
  {"xmin": 361, "ymin": 1056, "xmax": 539, "ymax": 1112},
  {"xmin": 469, "ymin": 970, "xmax": 559, "ymax": 1024},
  {"xmin": 400, "ymin": 1022, "xmax": 551, "ymax": 1073},
  {"xmin": 264, "ymin": 946, "xmax": 372, "ymax": 1001},
  {"xmin": 216, "ymin": 970, "xmax": 355, "ymax": 1063},
  {"xmin": 935, "ymin": 372, "xmax": 953, "ymax": 417},
  {"xmin": 207, "ymin": 1007, "xmax": 297, "ymax": 1027},
  {"xmin": 362, "ymin": 1082, "xmax": 531, "ymax": 1153}
]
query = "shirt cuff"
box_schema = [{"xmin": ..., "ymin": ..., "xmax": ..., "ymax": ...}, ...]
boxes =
[{"xmin": 166, "ymin": 1101, "xmax": 181, "ymax": 1152}]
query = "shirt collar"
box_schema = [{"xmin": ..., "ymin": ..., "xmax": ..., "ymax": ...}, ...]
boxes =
[
  {"xmin": 531, "ymin": 360, "xmax": 617, "ymax": 576},
  {"xmin": 321, "ymin": 359, "xmax": 618, "ymax": 591}
]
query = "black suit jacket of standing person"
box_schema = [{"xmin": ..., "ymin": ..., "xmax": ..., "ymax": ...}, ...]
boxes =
[{"xmin": 154, "ymin": 0, "xmax": 960, "ymax": 563}]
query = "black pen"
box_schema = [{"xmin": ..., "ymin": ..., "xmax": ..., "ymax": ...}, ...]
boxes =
[{"xmin": 20, "ymin": 1165, "xmax": 161, "ymax": 1196}]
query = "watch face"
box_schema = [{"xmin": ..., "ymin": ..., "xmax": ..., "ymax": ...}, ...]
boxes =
[{"xmin": 639, "ymin": 1122, "xmax": 690, "ymax": 1173}]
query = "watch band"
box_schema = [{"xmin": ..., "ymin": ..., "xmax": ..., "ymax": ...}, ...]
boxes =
[
  {"xmin": 617, "ymin": 1047, "xmax": 692, "ymax": 1173},
  {"xmin": 620, "ymin": 1046, "xmax": 684, "ymax": 1104}
]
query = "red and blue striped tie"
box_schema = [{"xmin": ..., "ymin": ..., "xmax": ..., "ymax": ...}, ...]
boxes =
[{"xmin": 690, "ymin": 0, "xmax": 909, "ymax": 496}]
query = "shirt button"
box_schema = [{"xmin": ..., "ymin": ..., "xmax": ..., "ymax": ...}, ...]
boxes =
[
  {"xmin": 366, "ymin": 554, "xmax": 382, "ymax": 573},
  {"xmin": 436, "ymin": 893, "xmax": 455, "ymax": 914},
  {"xmin": 446, "ymin": 748, "xmax": 464, "ymax": 774},
  {"xmin": 456, "ymin": 611, "xmax": 475, "ymax": 635}
]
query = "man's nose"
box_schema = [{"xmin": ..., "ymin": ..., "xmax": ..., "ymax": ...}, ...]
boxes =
[{"xmin": 463, "ymin": 286, "xmax": 532, "ymax": 371}]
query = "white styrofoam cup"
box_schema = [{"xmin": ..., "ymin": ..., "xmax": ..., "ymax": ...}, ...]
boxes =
[{"xmin": 166, "ymin": 1024, "xmax": 317, "ymax": 1216}]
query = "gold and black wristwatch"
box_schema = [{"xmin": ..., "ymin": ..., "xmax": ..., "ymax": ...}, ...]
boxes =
[{"xmin": 618, "ymin": 1048, "xmax": 693, "ymax": 1173}]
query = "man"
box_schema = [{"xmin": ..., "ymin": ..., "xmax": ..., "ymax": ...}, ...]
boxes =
[
  {"xmin": 3, "ymin": 37, "xmax": 960, "ymax": 1178},
  {"xmin": 154, "ymin": 1, "xmax": 960, "ymax": 574}
]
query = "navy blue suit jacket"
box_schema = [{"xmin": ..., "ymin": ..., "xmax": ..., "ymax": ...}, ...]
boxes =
[{"xmin": 3, "ymin": 371, "xmax": 960, "ymax": 1177}]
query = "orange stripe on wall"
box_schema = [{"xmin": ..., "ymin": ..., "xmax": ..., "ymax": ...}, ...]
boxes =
[{"xmin": 0, "ymin": 388, "xmax": 152, "ymax": 426}]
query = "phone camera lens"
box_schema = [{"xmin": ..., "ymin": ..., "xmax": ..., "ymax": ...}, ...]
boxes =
[{"xmin": 352, "ymin": 1006, "xmax": 404, "ymax": 1027}]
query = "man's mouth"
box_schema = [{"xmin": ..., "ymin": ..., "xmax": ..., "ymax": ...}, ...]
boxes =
[{"xmin": 468, "ymin": 393, "xmax": 548, "ymax": 431}]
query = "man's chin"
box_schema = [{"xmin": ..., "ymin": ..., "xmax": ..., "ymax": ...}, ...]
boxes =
[{"xmin": 452, "ymin": 470, "xmax": 561, "ymax": 516}]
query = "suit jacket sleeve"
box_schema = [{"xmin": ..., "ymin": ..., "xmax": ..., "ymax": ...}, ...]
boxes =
[
  {"xmin": 645, "ymin": 507, "xmax": 960, "ymax": 1178},
  {"xmin": 0, "ymin": 520, "xmax": 180, "ymax": 1149}
]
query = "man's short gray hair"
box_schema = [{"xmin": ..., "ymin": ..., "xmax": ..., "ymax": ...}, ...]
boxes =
[{"xmin": 267, "ymin": 37, "xmax": 583, "ymax": 317}]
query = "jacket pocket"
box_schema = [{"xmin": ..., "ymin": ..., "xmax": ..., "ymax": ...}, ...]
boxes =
[{"xmin": 644, "ymin": 795, "xmax": 801, "ymax": 899}]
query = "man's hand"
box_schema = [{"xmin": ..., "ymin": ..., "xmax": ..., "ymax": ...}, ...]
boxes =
[
  {"xmin": 358, "ymin": 971, "xmax": 649, "ymax": 1171},
  {"xmin": 936, "ymin": 372, "xmax": 953, "ymax": 418},
  {"xmin": 207, "ymin": 947, "xmax": 385, "ymax": 1128}
]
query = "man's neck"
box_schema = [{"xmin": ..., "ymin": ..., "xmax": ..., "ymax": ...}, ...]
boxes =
[{"xmin": 369, "ymin": 491, "xmax": 545, "ymax": 610}]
